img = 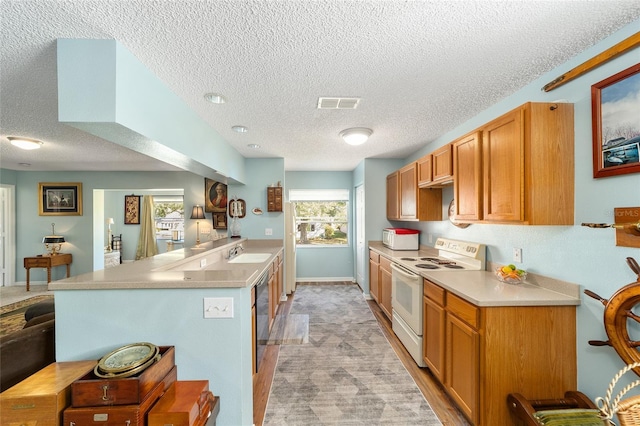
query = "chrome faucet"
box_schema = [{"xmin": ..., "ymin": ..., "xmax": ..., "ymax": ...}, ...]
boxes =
[{"xmin": 228, "ymin": 244, "xmax": 244, "ymax": 259}]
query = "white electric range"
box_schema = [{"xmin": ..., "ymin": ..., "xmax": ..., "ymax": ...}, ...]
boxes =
[{"xmin": 391, "ymin": 238, "xmax": 486, "ymax": 367}]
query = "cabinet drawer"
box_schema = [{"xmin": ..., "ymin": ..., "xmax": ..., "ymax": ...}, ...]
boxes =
[
  {"xmin": 447, "ymin": 293, "xmax": 479, "ymax": 329},
  {"xmin": 379, "ymin": 256, "xmax": 392, "ymax": 272},
  {"xmin": 424, "ymin": 280, "xmax": 445, "ymax": 306},
  {"xmin": 26, "ymin": 258, "xmax": 50, "ymax": 268},
  {"xmin": 369, "ymin": 251, "xmax": 379, "ymax": 262}
]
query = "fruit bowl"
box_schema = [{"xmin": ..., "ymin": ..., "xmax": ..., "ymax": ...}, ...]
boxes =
[{"xmin": 495, "ymin": 265, "xmax": 527, "ymax": 284}]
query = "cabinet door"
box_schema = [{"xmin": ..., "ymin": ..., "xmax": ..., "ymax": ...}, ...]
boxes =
[
  {"xmin": 423, "ymin": 295, "xmax": 445, "ymax": 382},
  {"xmin": 399, "ymin": 162, "xmax": 417, "ymax": 220},
  {"xmin": 453, "ymin": 131, "xmax": 482, "ymax": 221},
  {"xmin": 417, "ymin": 154, "xmax": 432, "ymax": 187},
  {"xmin": 386, "ymin": 171, "xmax": 399, "ymax": 220},
  {"xmin": 369, "ymin": 252, "xmax": 380, "ymax": 302},
  {"xmin": 268, "ymin": 271, "xmax": 276, "ymax": 330},
  {"xmin": 251, "ymin": 304, "xmax": 256, "ymax": 375},
  {"xmin": 432, "ymin": 144, "xmax": 453, "ymax": 184},
  {"xmin": 446, "ymin": 314, "xmax": 479, "ymax": 425},
  {"xmin": 379, "ymin": 258, "xmax": 392, "ymax": 320},
  {"xmin": 482, "ymin": 108, "xmax": 524, "ymax": 222},
  {"xmin": 277, "ymin": 257, "xmax": 284, "ymax": 304}
]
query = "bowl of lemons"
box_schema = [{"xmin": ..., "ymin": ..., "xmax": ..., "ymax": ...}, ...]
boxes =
[{"xmin": 495, "ymin": 264, "xmax": 527, "ymax": 284}]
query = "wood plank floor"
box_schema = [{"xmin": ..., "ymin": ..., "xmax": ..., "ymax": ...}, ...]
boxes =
[{"xmin": 253, "ymin": 285, "xmax": 471, "ymax": 426}]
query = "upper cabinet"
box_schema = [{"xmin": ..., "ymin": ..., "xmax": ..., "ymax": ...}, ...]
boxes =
[
  {"xmin": 388, "ymin": 164, "xmax": 442, "ymax": 222},
  {"xmin": 417, "ymin": 144, "xmax": 453, "ymax": 188},
  {"xmin": 453, "ymin": 102, "xmax": 574, "ymax": 225}
]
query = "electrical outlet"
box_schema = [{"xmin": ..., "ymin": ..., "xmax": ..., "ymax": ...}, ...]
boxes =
[
  {"xmin": 203, "ymin": 297, "xmax": 234, "ymax": 318},
  {"xmin": 200, "ymin": 258, "xmax": 207, "ymax": 268},
  {"xmin": 513, "ymin": 248, "xmax": 522, "ymax": 263},
  {"xmin": 265, "ymin": 228, "xmax": 273, "ymax": 236}
]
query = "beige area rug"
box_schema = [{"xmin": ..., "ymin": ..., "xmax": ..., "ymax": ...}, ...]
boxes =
[
  {"xmin": 263, "ymin": 284, "xmax": 442, "ymax": 425},
  {"xmin": 0, "ymin": 295, "xmax": 54, "ymax": 336}
]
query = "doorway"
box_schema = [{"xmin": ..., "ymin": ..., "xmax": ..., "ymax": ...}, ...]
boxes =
[{"xmin": 0, "ymin": 185, "xmax": 16, "ymax": 286}]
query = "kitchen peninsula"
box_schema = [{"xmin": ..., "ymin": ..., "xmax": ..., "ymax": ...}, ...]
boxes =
[{"xmin": 49, "ymin": 238, "xmax": 283, "ymax": 426}]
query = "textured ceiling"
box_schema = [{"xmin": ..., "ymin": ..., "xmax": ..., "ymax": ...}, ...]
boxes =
[{"xmin": 1, "ymin": 1, "xmax": 639, "ymax": 174}]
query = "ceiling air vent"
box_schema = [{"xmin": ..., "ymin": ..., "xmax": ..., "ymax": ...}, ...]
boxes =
[{"xmin": 317, "ymin": 97, "xmax": 360, "ymax": 109}]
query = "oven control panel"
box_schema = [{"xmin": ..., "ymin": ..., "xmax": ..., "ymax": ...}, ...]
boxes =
[{"xmin": 435, "ymin": 238, "xmax": 485, "ymax": 261}]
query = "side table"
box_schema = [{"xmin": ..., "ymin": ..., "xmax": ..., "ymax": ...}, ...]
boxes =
[{"xmin": 24, "ymin": 253, "xmax": 72, "ymax": 291}]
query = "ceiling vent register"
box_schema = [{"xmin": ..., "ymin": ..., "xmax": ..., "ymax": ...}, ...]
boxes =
[{"xmin": 317, "ymin": 97, "xmax": 360, "ymax": 109}]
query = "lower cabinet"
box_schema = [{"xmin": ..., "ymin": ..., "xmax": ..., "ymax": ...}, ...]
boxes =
[
  {"xmin": 379, "ymin": 256, "xmax": 392, "ymax": 319},
  {"xmin": 369, "ymin": 250, "xmax": 380, "ymax": 302},
  {"xmin": 423, "ymin": 278, "xmax": 577, "ymax": 425},
  {"xmin": 251, "ymin": 286, "xmax": 257, "ymax": 376}
]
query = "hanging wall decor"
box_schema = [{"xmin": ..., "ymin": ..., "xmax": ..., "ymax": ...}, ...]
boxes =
[
  {"xmin": 204, "ymin": 178, "xmax": 228, "ymax": 213},
  {"xmin": 38, "ymin": 182, "xmax": 83, "ymax": 216},
  {"xmin": 124, "ymin": 195, "xmax": 141, "ymax": 225},
  {"xmin": 591, "ymin": 63, "xmax": 640, "ymax": 178}
]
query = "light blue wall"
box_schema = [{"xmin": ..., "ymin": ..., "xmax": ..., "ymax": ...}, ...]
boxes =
[
  {"xmin": 228, "ymin": 158, "xmax": 286, "ymax": 240},
  {"xmin": 284, "ymin": 171, "xmax": 355, "ymax": 280},
  {"xmin": 372, "ymin": 20, "xmax": 640, "ymax": 400}
]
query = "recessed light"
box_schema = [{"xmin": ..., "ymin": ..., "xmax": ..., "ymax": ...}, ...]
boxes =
[
  {"xmin": 19, "ymin": 163, "xmax": 31, "ymax": 167},
  {"xmin": 7, "ymin": 136, "xmax": 44, "ymax": 150},
  {"xmin": 204, "ymin": 93, "xmax": 226, "ymax": 104},
  {"xmin": 247, "ymin": 144, "xmax": 260, "ymax": 149},
  {"xmin": 232, "ymin": 125, "xmax": 248, "ymax": 133}
]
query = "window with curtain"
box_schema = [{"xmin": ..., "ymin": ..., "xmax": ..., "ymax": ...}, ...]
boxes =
[{"xmin": 289, "ymin": 189, "xmax": 349, "ymax": 246}]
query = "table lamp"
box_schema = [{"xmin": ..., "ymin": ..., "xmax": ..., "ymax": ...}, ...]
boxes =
[
  {"xmin": 190, "ymin": 205, "xmax": 206, "ymax": 245},
  {"xmin": 43, "ymin": 222, "xmax": 65, "ymax": 255}
]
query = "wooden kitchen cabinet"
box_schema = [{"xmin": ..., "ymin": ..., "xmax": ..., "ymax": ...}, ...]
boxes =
[
  {"xmin": 379, "ymin": 256, "xmax": 393, "ymax": 320},
  {"xmin": 424, "ymin": 280, "xmax": 577, "ymax": 425},
  {"xmin": 277, "ymin": 253, "xmax": 284, "ymax": 304},
  {"xmin": 388, "ymin": 163, "xmax": 442, "ymax": 221},
  {"xmin": 251, "ymin": 286, "xmax": 257, "ymax": 375},
  {"xmin": 453, "ymin": 131, "xmax": 483, "ymax": 221},
  {"xmin": 369, "ymin": 250, "xmax": 380, "ymax": 302},
  {"xmin": 386, "ymin": 171, "xmax": 399, "ymax": 220},
  {"xmin": 267, "ymin": 186, "xmax": 283, "ymax": 212},
  {"xmin": 417, "ymin": 154, "xmax": 432, "ymax": 187},
  {"xmin": 454, "ymin": 102, "xmax": 574, "ymax": 225},
  {"xmin": 431, "ymin": 143, "xmax": 454, "ymax": 185},
  {"xmin": 423, "ymin": 280, "xmax": 445, "ymax": 383}
]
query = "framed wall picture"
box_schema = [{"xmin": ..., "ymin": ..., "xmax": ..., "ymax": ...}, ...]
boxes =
[
  {"xmin": 38, "ymin": 182, "xmax": 83, "ymax": 216},
  {"xmin": 124, "ymin": 195, "xmax": 141, "ymax": 225},
  {"xmin": 205, "ymin": 178, "xmax": 228, "ymax": 213},
  {"xmin": 213, "ymin": 212, "xmax": 227, "ymax": 229},
  {"xmin": 592, "ymin": 63, "xmax": 640, "ymax": 178}
]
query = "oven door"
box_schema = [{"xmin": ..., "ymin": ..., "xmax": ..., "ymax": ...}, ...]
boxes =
[{"xmin": 391, "ymin": 263, "xmax": 423, "ymax": 335}]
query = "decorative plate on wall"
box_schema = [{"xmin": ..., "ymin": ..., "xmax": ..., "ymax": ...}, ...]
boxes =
[{"xmin": 448, "ymin": 199, "xmax": 471, "ymax": 229}]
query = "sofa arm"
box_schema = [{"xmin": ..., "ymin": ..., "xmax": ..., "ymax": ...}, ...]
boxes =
[{"xmin": 0, "ymin": 319, "xmax": 55, "ymax": 392}]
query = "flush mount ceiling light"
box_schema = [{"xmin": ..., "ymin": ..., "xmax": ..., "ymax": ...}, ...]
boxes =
[
  {"xmin": 247, "ymin": 144, "xmax": 260, "ymax": 149},
  {"xmin": 232, "ymin": 125, "xmax": 248, "ymax": 133},
  {"xmin": 8, "ymin": 136, "xmax": 43, "ymax": 150},
  {"xmin": 340, "ymin": 128, "xmax": 372, "ymax": 146},
  {"xmin": 203, "ymin": 93, "xmax": 226, "ymax": 104}
]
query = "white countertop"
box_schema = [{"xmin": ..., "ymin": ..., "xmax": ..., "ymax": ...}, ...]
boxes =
[
  {"xmin": 369, "ymin": 241, "xmax": 581, "ymax": 307},
  {"xmin": 50, "ymin": 238, "xmax": 284, "ymax": 291}
]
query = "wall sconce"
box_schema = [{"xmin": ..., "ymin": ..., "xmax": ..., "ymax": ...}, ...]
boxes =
[
  {"xmin": 106, "ymin": 217, "xmax": 114, "ymax": 252},
  {"xmin": 340, "ymin": 127, "xmax": 372, "ymax": 146},
  {"xmin": 43, "ymin": 222, "xmax": 65, "ymax": 255},
  {"xmin": 190, "ymin": 205, "xmax": 206, "ymax": 245}
]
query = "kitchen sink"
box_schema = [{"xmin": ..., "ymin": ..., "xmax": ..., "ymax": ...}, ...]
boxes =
[{"xmin": 228, "ymin": 253, "xmax": 271, "ymax": 263}]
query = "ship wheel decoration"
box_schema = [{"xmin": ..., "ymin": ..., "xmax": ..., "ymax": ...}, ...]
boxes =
[{"xmin": 585, "ymin": 257, "xmax": 640, "ymax": 376}]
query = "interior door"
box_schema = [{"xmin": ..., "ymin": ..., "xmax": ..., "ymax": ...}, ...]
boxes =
[
  {"xmin": 0, "ymin": 185, "xmax": 15, "ymax": 287},
  {"xmin": 355, "ymin": 185, "xmax": 365, "ymax": 289}
]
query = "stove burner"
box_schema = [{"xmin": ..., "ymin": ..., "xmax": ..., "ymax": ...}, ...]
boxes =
[
  {"xmin": 421, "ymin": 257, "xmax": 440, "ymax": 262},
  {"xmin": 415, "ymin": 264, "xmax": 440, "ymax": 269},
  {"xmin": 400, "ymin": 257, "xmax": 417, "ymax": 261},
  {"xmin": 421, "ymin": 257, "xmax": 457, "ymax": 265},
  {"xmin": 444, "ymin": 264, "xmax": 464, "ymax": 269}
]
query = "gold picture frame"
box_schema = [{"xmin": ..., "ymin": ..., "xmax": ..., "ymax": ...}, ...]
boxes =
[{"xmin": 38, "ymin": 182, "xmax": 83, "ymax": 216}]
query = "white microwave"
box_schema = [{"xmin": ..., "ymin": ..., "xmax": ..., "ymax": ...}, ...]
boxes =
[{"xmin": 382, "ymin": 228, "xmax": 420, "ymax": 251}]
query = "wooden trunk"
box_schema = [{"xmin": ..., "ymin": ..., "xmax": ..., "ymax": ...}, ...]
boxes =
[
  {"xmin": 0, "ymin": 360, "xmax": 96, "ymax": 426},
  {"xmin": 71, "ymin": 346, "xmax": 175, "ymax": 407},
  {"xmin": 148, "ymin": 380, "xmax": 219, "ymax": 426},
  {"xmin": 63, "ymin": 380, "xmax": 163, "ymax": 425}
]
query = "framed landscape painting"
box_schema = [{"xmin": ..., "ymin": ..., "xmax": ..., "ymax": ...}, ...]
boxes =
[
  {"xmin": 591, "ymin": 63, "xmax": 640, "ymax": 178},
  {"xmin": 38, "ymin": 182, "xmax": 82, "ymax": 216}
]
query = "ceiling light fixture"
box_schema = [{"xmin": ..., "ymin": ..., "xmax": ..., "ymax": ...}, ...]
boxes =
[
  {"xmin": 247, "ymin": 144, "xmax": 260, "ymax": 149},
  {"xmin": 8, "ymin": 136, "xmax": 43, "ymax": 150},
  {"xmin": 232, "ymin": 125, "xmax": 248, "ymax": 133},
  {"xmin": 204, "ymin": 93, "xmax": 226, "ymax": 104},
  {"xmin": 340, "ymin": 128, "xmax": 372, "ymax": 146}
]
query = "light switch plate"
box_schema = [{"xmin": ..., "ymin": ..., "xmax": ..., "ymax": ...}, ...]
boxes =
[{"xmin": 203, "ymin": 297, "xmax": 234, "ymax": 318}]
